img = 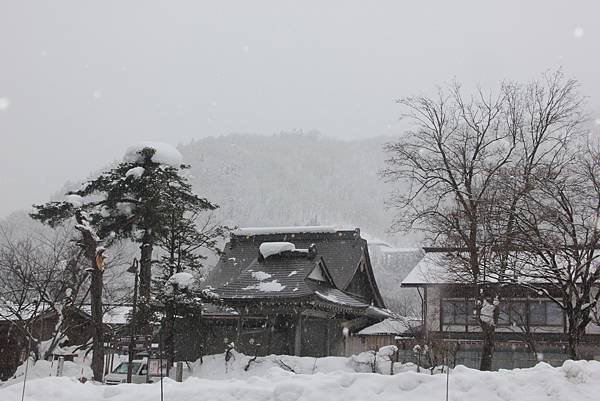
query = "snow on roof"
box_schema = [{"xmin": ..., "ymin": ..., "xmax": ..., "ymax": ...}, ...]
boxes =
[
  {"xmin": 80, "ymin": 305, "xmax": 132, "ymax": 325},
  {"xmin": 64, "ymin": 194, "xmax": 84, "ymax": 207},
  {"xmin": 357, "ymin": 318, "xmax": 412, "ymax": 336},
  {"xmin": 101, "ymin": 306, "xmax": 131, "ymax": 325},
  {"xmin": 314, "ymin": 290, "xmax": 341, "ymax": 304},
  {"xmin": 259, "ymin": 242, "xmax": 296, "ymax": 258},
  {"xmin": 125, "ymin": 166, "xmax": 145, "ymax": 178},
  {"xmin": 234, "ymin": 226, "xmax": 339, "ymax": 236},
  {"xmin": 360, "ymin": 233, "xmax": 420, "ymax": 252},
  {"xmin": 251, "ymin": 271, "xmax": 272, "ymax": 280},
  {"xmin": 242, "ymin": 280, "xmax": 286, "ymax": 292},
  {"xmin": 401, "ymin": 252, "xmax": 458, "ymax": 286},
  {"xmin": 123, "ymin": 141, "xmax": 183, "ymax": 166},
  {"xmin": 166, "ymin": 272, "xmax": 195, "ymax": 290},
  {"xmin": 401, "ymin": 250, "xmax": 575, "ymax": 287},
  {"xmin": 0, "ymin": 304, "xmax": 44, "ymax": 321}
]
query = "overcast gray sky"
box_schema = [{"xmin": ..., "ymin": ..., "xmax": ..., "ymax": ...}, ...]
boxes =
[{"xmin": 1, "ymin": 0, "xmax": 599, "ymax": 217}]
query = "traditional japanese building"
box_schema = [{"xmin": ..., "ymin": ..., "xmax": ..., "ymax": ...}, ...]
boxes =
[{"xmin": 197, "ymin": 226, "xmax": 392, "ymax": 357}]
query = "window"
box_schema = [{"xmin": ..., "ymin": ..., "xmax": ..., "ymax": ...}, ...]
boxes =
[
  {"xmin": 112, "ymin": 362, "xmax": 141, "ymax": 375},
  {"xmin": 442, "ymin": 299, "xmax": 474, "ymax": 325},
  {"xmin": 529, "ymin": 301, "xmax": 546, "ymax": 325},
  {"xmin": 529, "ymin": 300, "xmax": 563, "ymax": 326},
  {"xmin": 510, "ymin": 302, "xmax": 528, "ymax": 326},
  {"xmin": 498, "ymin": 301, "xmax": 527, "ymax": 326},
  {"xmin": 441, "ymin": 300, "xmax": 455, "ymax": 324},
  {"xmin": 545, "ymin": 301, "xmax": 563, "ymax": 326},
  {"xmin": 506, "ymin": 299, "xmax": 563, "ymax": 327},
  {"xmin": 454, "ymin": 301, "xmax": 467, "ymax": 324}
]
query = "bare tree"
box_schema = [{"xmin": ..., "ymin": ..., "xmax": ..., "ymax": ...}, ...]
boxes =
[
  {"xmin": 382, "ymin": 71, "xmax": 586, "ymax": 369},
  {"xmin": 382, "ymin": 79, "xmax": 513, "ymax": 370},
  {"xmin": 511, "ymin": 143, "xmax": 600, "ymax": 359},
  {"xmin": 0, "ymin": 226, "xmax": 87, "ymax": 361}
]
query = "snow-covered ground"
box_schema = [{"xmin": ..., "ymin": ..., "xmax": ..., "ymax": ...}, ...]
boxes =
[{"xmin": 1, "ymin": 353, "xmax": 599, "ymax": 401}]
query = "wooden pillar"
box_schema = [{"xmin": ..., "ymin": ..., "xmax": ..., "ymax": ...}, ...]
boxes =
[
  {"xmin": 325, "ymin": 319, "xmax": 331, "ymax": 356},
  {"xmin": 294, "ymin": 312, "xmax": 302, "ymax": 356},
  {"xmin": 236, "ymin": 311, "xmax": 244, "ymax": 345},
  {"xmin": 423, "ymin": 286, "xmax": 429, "ymax": 339},
  {"xmin": 266, "ymin": 315, "xmax": 273, "ymax": 354}
]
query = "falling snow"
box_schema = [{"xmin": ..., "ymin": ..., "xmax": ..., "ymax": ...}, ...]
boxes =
[{"xmin": 0, "ymin": 97, "xmax": 10, "ymax": 111}]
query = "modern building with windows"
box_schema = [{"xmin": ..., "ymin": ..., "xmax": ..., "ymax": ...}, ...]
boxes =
[{"xmin": 401, "ymin": 248, "xmax": 600, "ymax": 369}]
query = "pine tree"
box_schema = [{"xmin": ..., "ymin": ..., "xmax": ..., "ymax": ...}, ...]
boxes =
[
  {"xmin": 31, "ymin": 143, "xmax": 219, "ymax": 380},
  {"xmin": 153, "ymin": 192, "xmax": 225, "ymax": 372}
]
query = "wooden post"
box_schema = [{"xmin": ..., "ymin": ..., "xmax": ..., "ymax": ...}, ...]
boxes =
[
  {"xmin": 56, "ymin": 356, "xmax": 65, "ymax": 377},
  {"xmin": 294, "ymin": 312, "xmax": 302, "ymax": 356},
  {"xmin": 175, "ymin": 361, "xmax": 183, "ymax": 382}
]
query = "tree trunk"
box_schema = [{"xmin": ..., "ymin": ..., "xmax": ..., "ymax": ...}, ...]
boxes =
[
  {"xmin": 138, "ymin": 233, "xmax": 153, "ymax": 336},
  {"xmin": 479, "ymin": 322, "xmax": 495, "ymax": 371},
  {"xmin": 567, "ymin": 334, "xmax": 579, "ymax": 360},
  {"xmin": 90, "ymin": 264, "xmax": 104, "ymax": 381},
  {"xmin": 566, "ymin": 315, "xmax": 586, "ymax": 360}
]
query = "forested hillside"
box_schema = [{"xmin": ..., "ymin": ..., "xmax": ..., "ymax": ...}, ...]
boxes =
[{"xmin": 180, "ymin": 132, "xmax": 417, "ymax": 245}]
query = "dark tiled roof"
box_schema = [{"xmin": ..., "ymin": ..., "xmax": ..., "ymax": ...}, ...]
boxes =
[
  {"xmin": 213, "ymin": 250, "xmax": 371, "ymax": 312},
  {"xmin": 207, "ymin": 228, "xmax": 385, "ymax": 307},
  {"xmin": 215, "ymin": 252, "xmax": 323, "ymax": 300}
]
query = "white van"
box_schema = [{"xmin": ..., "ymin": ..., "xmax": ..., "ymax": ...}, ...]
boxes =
[{"xmin": 103, "ymin": 360, "xmax": 150, "ymax": 385}]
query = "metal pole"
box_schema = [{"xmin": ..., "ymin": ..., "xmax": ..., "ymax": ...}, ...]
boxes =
[
  {"xmin": 159, "ymin": 330, "xmax": 164, "ymax": 401},
  {"xmin": 20, "ymin": 335, "xmax": 31, "ymax": 401},
  {"xmin": 445, "ymin": 354, "xmax": 450, "ymax": 401},
  {"xmin": 127, "ymin": 269, "xmax": 139, "ymax": 383}
]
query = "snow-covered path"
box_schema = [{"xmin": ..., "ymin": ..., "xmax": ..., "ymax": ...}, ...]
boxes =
[{"xmin": 1, "ymin": 360, "xmax": 600, "ymax": 401}]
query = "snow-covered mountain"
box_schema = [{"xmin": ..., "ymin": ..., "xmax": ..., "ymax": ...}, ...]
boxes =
[{"xmin": 179, "ymin": 131, "xmax": 416, "ymax": 246}]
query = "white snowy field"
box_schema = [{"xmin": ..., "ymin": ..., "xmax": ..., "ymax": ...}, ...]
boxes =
[
  {"xmin": 2, "ymin": 353, "xmax": 600, "ymax": 401},
  {"xmin": 2, "ymin": 360, "xmax": 600, "ymax": 401}
]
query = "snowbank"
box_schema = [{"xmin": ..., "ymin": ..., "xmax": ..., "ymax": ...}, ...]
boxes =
[
  {"xmin": 123, "ymin": 142, "xmax": 183, "ymax": 166},
  {"xmin": 2, "ymin": 358, "xmax": 600, "ymax": 401},
  {"xmin": 3, "ymin": 358, "xmax": 92, "ymax": 387}
]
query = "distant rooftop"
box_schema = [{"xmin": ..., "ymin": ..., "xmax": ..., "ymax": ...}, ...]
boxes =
[{"xmin": 232, "ymin": 226, "xmax": 348, "ymax": 236}]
